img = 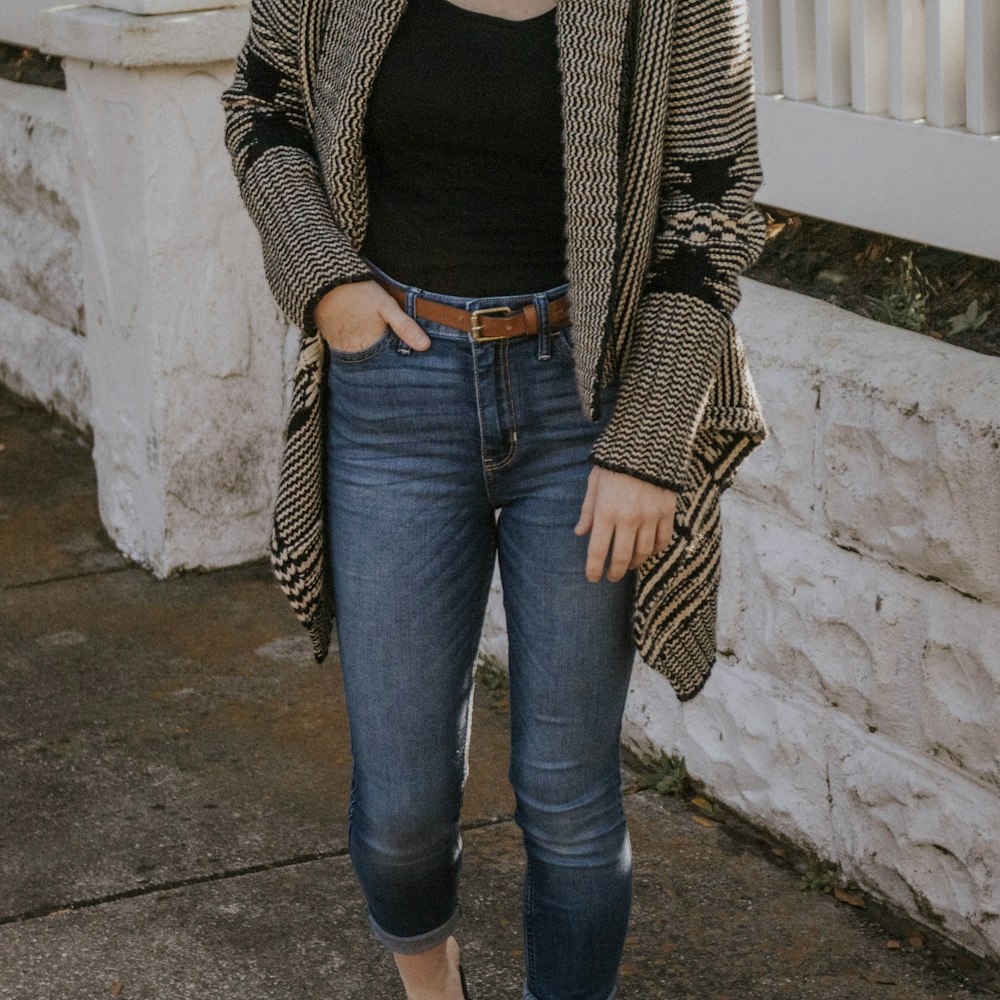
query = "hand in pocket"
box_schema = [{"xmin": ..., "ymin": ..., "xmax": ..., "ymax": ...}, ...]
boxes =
[{"xmin": 314, "ymin": 280, "xmax": 431, "ymax": 353}]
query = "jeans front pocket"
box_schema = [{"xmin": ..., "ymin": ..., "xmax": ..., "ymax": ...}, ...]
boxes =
[
  {"xmin": 547, "ymin": 325, "xmax": 575, "ymax": 361},
  {"xmin": 325, "ymin": 325, "xmax": 396, "ymax": 365}
]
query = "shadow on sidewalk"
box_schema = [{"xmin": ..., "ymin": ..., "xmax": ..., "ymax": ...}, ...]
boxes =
[{"xmin": 1, "ymin": 384, "xmax": 997, "ymax": 999}]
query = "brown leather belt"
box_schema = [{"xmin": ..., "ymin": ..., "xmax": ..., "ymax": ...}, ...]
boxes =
[{"xmin": 375, "ymin": 276, "xmax": 571, "ymax": 342}]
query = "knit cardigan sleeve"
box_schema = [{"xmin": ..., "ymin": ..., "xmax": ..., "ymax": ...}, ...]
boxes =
[
  {"xmin": 221, "ymin": 0, "xmax": 372, "ymax": 334},
  {"xmin": 588, "ymin": 0, "xmax": 766, "ymax": 494}
]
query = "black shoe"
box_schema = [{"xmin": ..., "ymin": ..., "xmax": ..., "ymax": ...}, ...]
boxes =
[{"xmin": 458, "ymin": 963, "xmax": 471, "ymax": 1000}]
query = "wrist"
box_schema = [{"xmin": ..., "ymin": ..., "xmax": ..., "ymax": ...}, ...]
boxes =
[{"xmin": 311, "ymin": 277, "xmax": 376, "ymax": 327}]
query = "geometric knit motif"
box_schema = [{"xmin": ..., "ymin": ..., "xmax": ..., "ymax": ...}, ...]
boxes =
[{"xmin": 223, "ymin": 0, "xmax": 769, "ymax": 703}]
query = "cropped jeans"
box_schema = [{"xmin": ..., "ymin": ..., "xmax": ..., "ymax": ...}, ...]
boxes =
[{"xmin": 324, "ymin": 259, "xmax": 637, "ymax": 1000}]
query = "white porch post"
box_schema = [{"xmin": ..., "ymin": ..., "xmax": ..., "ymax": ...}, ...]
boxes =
[{"xmin": 38, "ymin": 1, "xmax": 293, "ymax": 576}]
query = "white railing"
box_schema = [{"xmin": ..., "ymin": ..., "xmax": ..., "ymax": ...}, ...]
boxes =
[{"xmin": 750, "ymin": 0, "xmax": 1000, "ymax": 261}]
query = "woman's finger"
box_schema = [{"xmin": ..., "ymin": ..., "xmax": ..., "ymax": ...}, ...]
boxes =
[
  {"xmin": 606, "ymin": 519, "xmax": 637, "ymax": 583},
  {"xmin": 585, "ymin": 510, "xmax": 616, "ymax": 583},
  {"xmin": 629, "ymin": 520, "xmax": 658, "ymax": 569},
  {"xmin": 654, "ymin": 514, "xmax": 674, "ymax": 554},
  {"xmin": 382, "ymin": 301, "xmax": 431, "ymax": 351},
  {"xmin": 574, "ymin": 469, "xmax": 598, "ymax": 536}
]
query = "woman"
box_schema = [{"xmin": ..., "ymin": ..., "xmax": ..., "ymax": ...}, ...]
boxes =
[{"xmin": 223, "ymin": 1, "xmax": 768, "ymax": 997}]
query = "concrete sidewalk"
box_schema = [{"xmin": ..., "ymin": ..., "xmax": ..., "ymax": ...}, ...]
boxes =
[{"xmin": 1, "ymin": 383, "xmax": 997, "ymax": 1000}]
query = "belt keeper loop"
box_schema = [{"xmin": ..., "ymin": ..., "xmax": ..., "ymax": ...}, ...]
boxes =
[
  {"xmin": 534, "ymin": 293, "xmax": 550, "ymax": 360},
  {"xmin": 397, "ymin": 287, "xmax": 420, "ymax": 354}
]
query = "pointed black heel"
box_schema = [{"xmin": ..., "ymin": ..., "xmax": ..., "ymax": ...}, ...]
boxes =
[{"xmin": 458, "ymin": 963, "xmax": 471, "ymax": 1000}]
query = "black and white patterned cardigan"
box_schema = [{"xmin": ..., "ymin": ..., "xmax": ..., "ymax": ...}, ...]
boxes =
[{"xmin": 222, "ymin": 0, "xmax": 770, "ymax": 702}]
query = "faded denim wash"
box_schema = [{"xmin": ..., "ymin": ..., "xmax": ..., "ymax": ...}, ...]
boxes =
[{"xmin": 324, "ymin": 259, "xmax": 636, "ymax": 1000}]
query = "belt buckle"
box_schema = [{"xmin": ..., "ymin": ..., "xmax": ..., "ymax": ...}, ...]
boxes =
[{"xmin": 470, "ymin": 305, "xmax": 513, "ymax": 342}]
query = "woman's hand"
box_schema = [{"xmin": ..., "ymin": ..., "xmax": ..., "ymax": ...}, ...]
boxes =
[
  {"xmin": 314, "ymin": 280, "xmax": 431, "ymax": 353},
  {"xmin": 574, "ymin": 466, "xmax": 677, "ymax": 583}
]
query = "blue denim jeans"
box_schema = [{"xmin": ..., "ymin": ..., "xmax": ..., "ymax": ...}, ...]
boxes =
[{"xmin": 324, "ymin": 260, "xmax": 636, "ymax": 1000}]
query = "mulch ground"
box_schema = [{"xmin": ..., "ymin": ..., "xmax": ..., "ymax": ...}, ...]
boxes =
[
  {"xmin": 748, "ymin": 205, "xmax": 1000, "ymax": 358},
  {"xmin": 0, "ymin": 42, "xmax": 65, "ymax": 89}
]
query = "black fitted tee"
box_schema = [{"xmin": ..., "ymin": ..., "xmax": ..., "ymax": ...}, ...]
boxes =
[{"xmin": 360, "ymin": 0, "xmax": 568, "ymax": 297}]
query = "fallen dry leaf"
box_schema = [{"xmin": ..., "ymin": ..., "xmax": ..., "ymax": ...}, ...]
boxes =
[
  {"xmin": 110, "ymin": 981, "xmax": 123, "ymax": 996},
  {"xmin": 886, "ymin": 940, "xmax": 901, "ymax": 949},
  {"xmin": 689, "ymin": 796, "xmax": 713, "ymax": 811},
  {"xmin": 833, "ymin": 886, "xmax": 866, "ymax": 907},
  {"xmin": 771, "ymin": 846, "xmax": 787, "ymax": 859},
  {"xmin": 692, "ymin": 814, "xmax": 719, "ymax": 828},
  {"xmin": 906, "ymin": 929, "xmax": 926, "ymax": 949}
]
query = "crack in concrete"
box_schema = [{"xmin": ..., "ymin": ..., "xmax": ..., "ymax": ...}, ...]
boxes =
[
  {"xmin": 828, "ymin": 538, "xmax": 983, "ymax": 602},
  {"xmin": 0, "ymin": 814, "xmax": 517, "ymax": 928},
  {"xmin": 3, "ymin": 564, "xmax": 133, "ymax": 592}
]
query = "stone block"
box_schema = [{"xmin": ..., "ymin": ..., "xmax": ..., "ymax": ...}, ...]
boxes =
[
  {"xmin": 718, "ymin": 495, "xmax": 927, "ymax": 748},
  {"xmin": 0, "ymin": 298, "xmax": 89, "ymax": 430},
  {"xmin": 65, "ymin": 58, "xmax": 288, "ymax": 572},
  {"xmin": 39, "ymin": 4, "xmax": 251, "ymax": 69},
  {"xmin": 737, "ymin": 279, "xmax": 1000, "ymax": 603},
  {"xmin": 918, "ymin": 594, "xmax": 1000, "ymax": 792},
  {"xmin": 0, "ymin": 79, "xmax": 77, "ymax": 222},
  {"xmin": 820, "ymin": 385, "xmax": 1000, "ymax": 604},
  {"xmin": 625, "ymin": 660, "xmax": 840, "ymax": 858},
  {"xmin": 0, "ymin": 201, "xmax": 82, "ymax": 336},
  {"xmin": 722, "ymin": 489, "xmax": 1000, "ymax": 786},
  {"xmin": 830, "ymin": 727, "xmax": 1000, "ymax": 957},
  {"xmin": 729, "ymin": 357, "xmax": 822, "ymax": 530},
  {"xmin": 0, "ymin": 79, "xmax": 85, "ymax": 395}
]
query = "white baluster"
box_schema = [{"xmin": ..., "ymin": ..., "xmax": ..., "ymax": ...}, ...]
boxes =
[
  {"xmin": 966, "ymin": 0, "xmax": 1000, "ymax": 134},
  {"xmin": 780, "ymin": 0, "xmax": 818, "ymax": 99},
  {"xmin": 925, "ymin": 0, "xmax": 967, "ymax": 128},
  {"xmin": 816, "ymin": 0, "xmax": 852, "ymax": 106},
  {"xmin": 749, "ymin": 0, "xmax": 784, "ymax": 95},
  {"xmin": 852, "ymin": 0, "xmax": 889, "ymax": 114},
  {"xmin": 888, "ymin": 0, "xmax": 926, "ymax": 120}
]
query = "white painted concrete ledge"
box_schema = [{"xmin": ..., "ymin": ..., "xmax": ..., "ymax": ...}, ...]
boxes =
[{"xmin": 617, "ymin": 277, "xmax": 1000, "ymax": 961}]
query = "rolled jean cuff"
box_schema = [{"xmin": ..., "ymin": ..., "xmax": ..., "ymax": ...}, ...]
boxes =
[
  {"xmin": 523, "ymin": 983, "xmax": 616, "ymax": 1000},
  {"xmin": 367, "ymin": 904, "xmax": 462, "ymax": 955}
]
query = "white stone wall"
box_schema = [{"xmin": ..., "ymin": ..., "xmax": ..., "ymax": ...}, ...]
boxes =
[
  {"xmin": 64, "ymin": 56, "xmax": 290, "ymax": 574},
  {"xmin": 0, "ymin": 77, "xmax": 88, "ymax": 429},
  {"xmin": 622, "ymin": 278, "xmax": 1000, "ymax": 961},
  {"xmin": 1, "ymin": 1, "xmax": 285, "ymax": 574}
]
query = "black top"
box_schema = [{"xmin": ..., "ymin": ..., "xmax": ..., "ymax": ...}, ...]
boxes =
[{"xmin": 361, "ymin": 0, "xmax": 568, "ymax": 297}]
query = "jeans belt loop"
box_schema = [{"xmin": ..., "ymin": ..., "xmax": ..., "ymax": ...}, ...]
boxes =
[
  {"xmin": 533, "ymin": 292, "xmax": 551, "ymax": 360},
  {"xmin": 397, "ymin": 287, "xmax": 421, "ymax": 354}
]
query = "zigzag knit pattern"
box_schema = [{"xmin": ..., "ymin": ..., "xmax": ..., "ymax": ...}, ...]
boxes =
[{"xmin": 223, "ymin": 0, "xmax": 770, "ymax": 703}]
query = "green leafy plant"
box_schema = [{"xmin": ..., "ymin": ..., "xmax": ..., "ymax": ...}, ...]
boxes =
[
  {"xmin": 474, "ymin": 651, "xmax": 509, "ymax": 692},
  {"xmin": 945, "ymin": 299, "xmax": 992, "ymax": 337},
  {"xmin": 635, "ymin": 750, "xmax": 691, "ymax": 798},
  {"xmin": 799, "ymin": 851, "xmax": 838, "ymax": 894},
  {"xmin": 865, "ymin": 251, "xmax": 935, "ymax": 333}
]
